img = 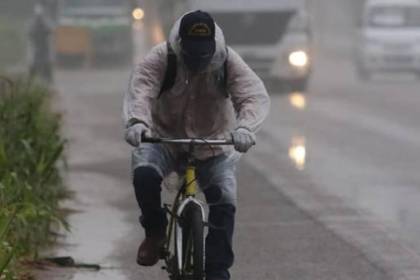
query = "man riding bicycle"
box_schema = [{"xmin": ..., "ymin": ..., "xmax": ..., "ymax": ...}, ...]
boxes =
[{"xmin": 123, "ymin": 10, "xmax": 270, "ymax": 280}]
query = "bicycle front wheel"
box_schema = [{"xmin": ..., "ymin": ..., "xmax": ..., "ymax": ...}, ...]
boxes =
[{"xmin": 181, "ymin": 202, "xmax": 205, "ymax": 280}]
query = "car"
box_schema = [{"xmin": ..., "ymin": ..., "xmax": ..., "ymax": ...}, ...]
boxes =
[
  {"xmin": 55, "ymin": 0, "xmax": 134, "ymax": 66},
  {"xmin": 196, "ymin": 0, "xmax": 313, "ymax": 91},
  {"xmin": 356, "ymin": 0, "xmax": 420, "ymax": 80}
]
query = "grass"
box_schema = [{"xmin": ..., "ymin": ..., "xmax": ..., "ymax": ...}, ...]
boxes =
[{"xmin": 0, "ymin": 76, "xmax": 68, "ymax": 279}]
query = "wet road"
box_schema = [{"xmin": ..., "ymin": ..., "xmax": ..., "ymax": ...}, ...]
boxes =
[
  {"xmin": 33, "ymin": 49, "xmax": 420, "ymax": 280},
  {"xmin": 268, "ymin": 52, "xmax": 420, "ymax": 253},
  {"xmin": 34, "ymin": 1, "xmax": 420, "ymax": 277}
]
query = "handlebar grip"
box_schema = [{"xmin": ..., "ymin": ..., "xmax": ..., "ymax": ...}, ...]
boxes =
[{"xmin": 141, "ymin": 136, "xmax": 161, "ymax": 143}]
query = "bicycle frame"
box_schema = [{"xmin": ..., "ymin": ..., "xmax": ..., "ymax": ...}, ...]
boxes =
[
  {"xmin": 142, "ymin": 137, "xmax": 233, "ymax": 279},
  {"xmin": 165, "ymin": 161, "xmax": 206, "ymax": 275}
]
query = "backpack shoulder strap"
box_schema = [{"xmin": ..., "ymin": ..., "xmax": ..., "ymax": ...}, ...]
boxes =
[
  {"xmin": 223, "ymin": 47, "xmax": 229, "ymax": 90},
  {"xmin": 215, "ymin": 47, "xmax": 229, "ymax": 98},
  {"xmin": 158, "ymin": 42, "xmax": 177, "ymax": 98}
]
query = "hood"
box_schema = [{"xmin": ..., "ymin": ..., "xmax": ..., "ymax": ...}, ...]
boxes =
[{"xmin": 168, "ymin": 13, "xmax": 228, "ymax": 71}]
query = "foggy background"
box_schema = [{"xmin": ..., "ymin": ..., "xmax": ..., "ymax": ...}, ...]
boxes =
[
  {"xmin": 0, "ymin": 0, "xmax": 366, "ymax": 70},
  {"xmin": 2, "ymin": 0, "xmax": 420, "ymax": 279}
]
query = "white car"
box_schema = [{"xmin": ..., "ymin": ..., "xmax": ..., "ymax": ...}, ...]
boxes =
[
  {"xmin": 357, "ymin": 0, "xmax": 420, "ymax": 79},
  {"xmin": 189, "ymin": 0, "xmax": 313, "ymax": 91}
]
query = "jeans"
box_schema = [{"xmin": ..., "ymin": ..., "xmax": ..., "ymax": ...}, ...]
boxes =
[{"xmin": 132, "ymin": 144, "xmax": 240, "ymax": 279}]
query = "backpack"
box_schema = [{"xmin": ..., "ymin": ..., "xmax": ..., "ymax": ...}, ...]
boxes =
[{"xmin": 158, "ymin": 42, "xmax": 229, "ymax": 98}]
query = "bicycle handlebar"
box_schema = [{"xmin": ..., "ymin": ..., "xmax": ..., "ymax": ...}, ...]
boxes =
[{"xmin": 142, "ymin": 136, "xmax": 234, "ymax": 145}]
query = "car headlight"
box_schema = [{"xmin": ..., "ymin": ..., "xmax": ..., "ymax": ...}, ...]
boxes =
[
  {"xmin": 132, "ymin": 8, "xmax": 145, "ymax": 21},
  {"xmin": 289, "ymin": 50, "xmax": 309, "ymax": 67}
]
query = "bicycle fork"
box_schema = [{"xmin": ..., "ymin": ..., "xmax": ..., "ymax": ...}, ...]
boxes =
[{"xmin": 175, "ymin": 165, "xmax": 206, "ymax": 273}]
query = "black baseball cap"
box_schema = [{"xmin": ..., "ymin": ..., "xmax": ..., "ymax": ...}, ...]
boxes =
[{"xmin": 179, "ymin": 10, "xmax": 216, "ymax": 57}]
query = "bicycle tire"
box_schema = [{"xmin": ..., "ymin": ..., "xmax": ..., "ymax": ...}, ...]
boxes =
[{"xmin": 181, "ymin": 202, "xmax": 204, "ymax": 280}]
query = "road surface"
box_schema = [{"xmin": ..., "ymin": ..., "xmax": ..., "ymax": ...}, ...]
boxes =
[{"xmin": 34, "ymin": 1, "xmax": 420, "ymax": 279}]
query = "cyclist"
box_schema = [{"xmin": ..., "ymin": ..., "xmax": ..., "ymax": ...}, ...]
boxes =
[{"xmin": 123, "ymin": 10, "xmax": 270, "ymax": 280}]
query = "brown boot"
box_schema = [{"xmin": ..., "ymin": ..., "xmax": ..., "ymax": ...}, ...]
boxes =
[{"xmin": 137, "ymin": 236, "xmax": 165, "ymax": 266}]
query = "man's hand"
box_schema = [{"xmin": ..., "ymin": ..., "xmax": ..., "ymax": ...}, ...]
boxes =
[
  {"xmin": 125, "ymin": 123, "xmax": 150, "ymax": 147},
  {"xmin": 231, "ymin": 128, "xmax": 256, "ymax": 153}
]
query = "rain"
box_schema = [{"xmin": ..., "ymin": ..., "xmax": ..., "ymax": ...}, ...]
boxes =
[{"xmin": 1, "ymin": 0, "xmax": 420, "ymax": 279}]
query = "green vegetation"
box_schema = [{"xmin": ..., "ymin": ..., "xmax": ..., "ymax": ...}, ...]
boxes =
[{"xmin": 0, "ymin": 77, "xmax": 68, "ymax": 279}]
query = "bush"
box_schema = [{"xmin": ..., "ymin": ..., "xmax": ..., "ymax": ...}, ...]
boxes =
[{"xmin": 0, "ymin": 77, "xmax": 68, "ymax": 279}]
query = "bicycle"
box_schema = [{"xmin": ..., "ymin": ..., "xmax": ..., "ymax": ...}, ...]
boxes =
[{"xmin": 142, "ymin": 136, "xmax": 233, "ymax": 280}]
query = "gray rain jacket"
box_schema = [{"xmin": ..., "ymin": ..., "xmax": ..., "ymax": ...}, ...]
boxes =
[{"xmin": 123, "ymin": 17, "xmax": 270, "ymax": 160}]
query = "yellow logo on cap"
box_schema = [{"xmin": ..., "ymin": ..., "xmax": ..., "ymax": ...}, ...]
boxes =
[{"xmin": 188, "ymin": 23, "xmax": 211, "ymax": 37}]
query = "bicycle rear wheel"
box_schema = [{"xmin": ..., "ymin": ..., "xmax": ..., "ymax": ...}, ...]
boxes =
[{"xmin": 181, "ymin": 202, "xmax": 204, "ymax": 280}]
